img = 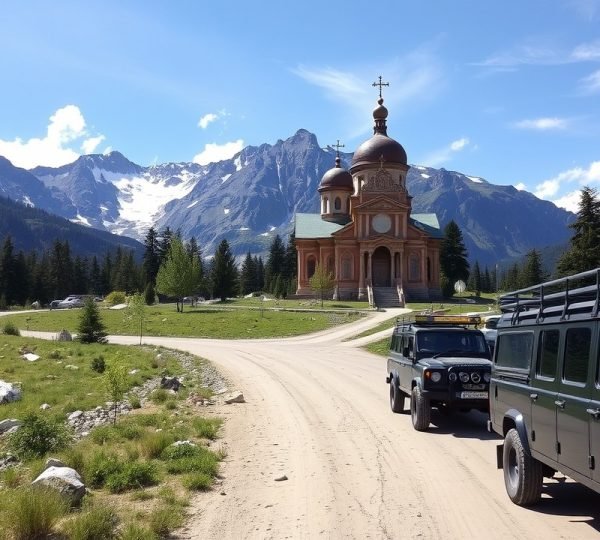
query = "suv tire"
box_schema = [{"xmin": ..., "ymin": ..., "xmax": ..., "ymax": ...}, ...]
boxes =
[
  {"xmin": 503, "ymin": 428, "xmax": 542, "ymax": 506},
  {"xmin": 411, "ymin": 385, "xmax": 431, "ymax": 431},
  {"xmin": 389, "ymin": 379, "xmax": 405, "ymax": 413}
]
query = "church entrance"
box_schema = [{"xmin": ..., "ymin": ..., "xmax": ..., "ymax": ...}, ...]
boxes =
[{"xmin": 372, "ymin": 247, "xmax": 391, "ymax": 287}]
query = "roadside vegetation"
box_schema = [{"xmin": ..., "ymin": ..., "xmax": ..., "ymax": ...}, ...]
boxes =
[
  {"xmin": 0, "ymin": 334, "xmax": 224, "ymax": 539},
  {"xmin": 7, "ymin": 301, "xmax": 365, "ymax": 339}
]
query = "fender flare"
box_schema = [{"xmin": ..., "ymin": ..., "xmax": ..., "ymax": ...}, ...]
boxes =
[{"xmin": 503, "ymin": 408, "xmax": 532, "ymax": 455}]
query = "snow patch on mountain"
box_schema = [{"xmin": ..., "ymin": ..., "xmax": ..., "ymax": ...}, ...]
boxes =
[
  {"xmin": 221, "ymin": 173, "xmax": 232, "ymax": 183},
  {"xmin": 22, "ymin": 195, "xmax": 34, "ymax": 207},
  {"xmin": 224, "ymin": 208, "xmax": 230, "ymax": 214},
  {"xmin": 234, "ymin": 156, "xmax": 243, "ymax": 171},
  {"xmin": 187, "ymin": 200, "xmax": 199, "ymax": 209},
  {"xmin": 71, "ymin": 214, "xmax": 91, "ymax": 227},
  {"xmin": 467, "ymin": 176, "xmax": 483, "ymax": 183},
  {"xmin": 420, "ymin": 173, "xmax": 430, "ymax": 179}
]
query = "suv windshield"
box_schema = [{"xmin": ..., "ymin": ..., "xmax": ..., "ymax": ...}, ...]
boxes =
[{"xmin": 416, "ymin": 330, "xmax": 488, "ymax": 358}]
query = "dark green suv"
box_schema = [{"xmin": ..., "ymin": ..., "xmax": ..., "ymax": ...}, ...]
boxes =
[
  {"xmin": 386, "ymin": 315, "xmax": 491, "ymax": 431},
  {"xmin": 489, "ymin": 268, "xmax": 600, "ymax": 506}
]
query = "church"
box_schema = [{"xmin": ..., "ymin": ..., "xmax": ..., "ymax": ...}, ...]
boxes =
[{"xmin": 294, "ymin": 79, "xmax": 443, "ymax": 307}]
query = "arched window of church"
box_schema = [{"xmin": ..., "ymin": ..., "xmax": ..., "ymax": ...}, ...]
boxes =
[
  {"xmin": 322, "ymin": 197, "xmax": 328, "ymax": 214},
  {"xmin": 409, "ymin": 253, "xmax": 420, "ymax": 281},
  {"xmin": 341, "ymin": 255, "xmax": 353, "ymax": 280},
  {"xmin": 327, "ymin": 256, "xmax": 335, "ymax": 276},
  {"xmin": 334, "ymin": 197, "xmax": 341, "ymax": 211},
  {"xmin": 307, "ymin": 256, "xmax": 316, "ymax": 279}
]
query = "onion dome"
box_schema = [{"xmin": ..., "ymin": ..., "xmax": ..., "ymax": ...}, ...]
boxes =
[
  {"xmin": 351, "ymin": 97, "xmax": 407, "ymax": 170},
  {"xmin": 318, "ymin": 156, "xmax": 353, "ymax": 192}
]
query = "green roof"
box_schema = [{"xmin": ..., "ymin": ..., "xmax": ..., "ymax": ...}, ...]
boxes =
[
  {"xmin": 294, "ymin": 212, "xmax": 442, "ymax": 239},
  {"xmin": 295, "ymin": 213, "xmax": 345, "ymax": 239},
  {"xmin": 411, "ymin": 213, "xmax": 443, "ymax": 238}
]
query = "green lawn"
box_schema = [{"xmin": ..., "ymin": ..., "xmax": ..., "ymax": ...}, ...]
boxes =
[{"xmin": 5, "ymin": 303, "xmax": 364, "ymax": 339}]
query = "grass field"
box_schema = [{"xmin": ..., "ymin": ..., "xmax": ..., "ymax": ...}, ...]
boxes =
[
  {"xmin": 4, "ymin": 302, "xmax": 365, "ymax": 339},
  {"xmin": 0, "ymin": 335, "xmax": 225, "ymax": 538}
]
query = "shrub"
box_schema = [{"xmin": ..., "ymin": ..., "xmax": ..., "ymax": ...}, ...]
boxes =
[
  {"xmin": 182, "ymin": 471, "xmax": 212, "ymax": 491},
  {"xmin": 138, "ymin": 431, "xmax": 175, "ymax": 459},
  {"xmin": 193, "ymin": 417, "xmax": 223, "ymax": 440},
  {"xmin": 48, "ymin": 349, "xmax": 63, "ymax": 360},
  {"xmin": 0, "ymin": 467, "xmax": 25, "ymax": 489},
  {"xmin": 63, "ymin": 503, "xmax": 118, "ymax": 540},
  {"xmin": 121, "ymin": 522, "xmax": 159, "ymax": 540},
  {"xmin": 105, "ymin": 461, "xmax": 159, "ymax": 493},
  {"xmin": 144, "ymin": 283, "xmax": 155, "ymax": 306},
  {"xmin": 0, "ymin": 486, "xmax": 68, "ymax": 539},
  {"xmin": 149, "ymin": 389, "xmax": 169, "ymax": 403},
  {"xmin": 161, "ymin": 443, "xmax": 201, "ymax": 460},
  {"xmin": 84, "ymin": 451, "xmax": 122, "ymax": 488},
  {"xmin": 165, "ymin": 399, "xmax": 177, "ymax": 410},
  {"xmin": 116, "ymin": 423, "xmax": 144, "ymax": 441},
  {"xmin": 148, "ymin": 505, "xmax": 185, "ymax": 537},
  {"xmin": 2, "ymin": 320, "xmax": 20, "ymax": 336},
  {"xmin": 77, "ymin": 299, "xmax": 108, "ymax": 344},
  {"xmin": 129, "ymin": 395, "xmax": 141, "ymax": 409},
  {"xmin": 163, "ymin": 450, "xmax": 219, "ymax": 477},
  {"xmin": 91, "ymin": 355, "xmax": 105, "ymax": 373},
  {"xmin": 8, "ymin": 413, "xmax": 70, "ymax": 459},
  {"xmin": 105, "ymin": 291, "xmax": 126, "ymax": 306},
  {"xmin": 90, "ymin": 426, "xmax": 119, "ymax": 445}
]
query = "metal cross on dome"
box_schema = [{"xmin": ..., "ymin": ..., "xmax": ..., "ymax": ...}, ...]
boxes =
[
  {"xmin": 332, "ymin": 139, "xmax": 345, "ymax": 158},
  {"xmin": 372, "ymin": 76, "xmax": 389, "ymax": 99}
]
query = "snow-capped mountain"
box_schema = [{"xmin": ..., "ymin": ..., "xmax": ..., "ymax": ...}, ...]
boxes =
[{"xmin": 0, "ymin": 129, "xmax": 576, "ymax": 266}]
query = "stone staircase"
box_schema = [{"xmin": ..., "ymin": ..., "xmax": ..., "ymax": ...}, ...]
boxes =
[{"xmin": 373, "ymin": 287, "xmax": 403, "ymax": 308}]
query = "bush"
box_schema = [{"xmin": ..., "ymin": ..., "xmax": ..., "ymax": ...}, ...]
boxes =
[
  {"xmin": 2, "ymin": 320, "xmax": 20, "ymax": 336},
  {"xmin": 0, "ymin": 486, "xmax": 68, "ymax": 539},
  {"xmin": 193, "ymin": 417, "xmax": 223, "ymax": 440},
  {"xmin": 144, "ymin": 283, "xmax": 155, "ymax": 306},
  {"xmin": 105, "ymin": 291, "xmax": 126, "ymax": 306},
  {"xmin": 91, "ymin": 355, "xmax": 105, "ymax": 373},
  {"xmin": 161, "ymin": 443, "xmax": 202, "ymax": 460},
  {"xmin": 129, "ymin": 395, "xmax": 141, "ymax": 409},
  {"xmin": 48, "ymin": 349, "xmax": 63, "ymax": 360},
  {"xmin": 138, "ymin": 431, "xmax": 175, "ymax": 459},
  {"xmin": 121, "ymin": 522, "xmax": 159, "ymax": 540},
  {"xmin": 8, "ymin": 413, "xmax": 70, "ymax": 459},
  {"xmin": 148, "ymin": 505, "xmax": 185, "ymax": 537},
  {"xmin": 105, "ymin": 461, "xmax": 159, "ymax": 493},
  {"xmin": 84, "ymin": 451, "xmax": 122, "ymax": 487},
  {"xmin": 182, "ymin": 471, "xmax": 212, "ymax": 491},
  {"xmin": 0, "ymin": 467, "xmax": 25, "ymax": 489},
  {"xmin": 149, "ymin": 389, "xmax": 169, "ymax": 403},
  {"xmin": 64, "ymin": 503, "xmax": 118, "ymax": 540},
  {"xmin": 163, "ymin": 451, "xmax": 219, "ymax": 477}
]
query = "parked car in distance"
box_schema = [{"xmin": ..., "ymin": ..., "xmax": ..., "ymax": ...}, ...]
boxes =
[
  {"xmin": 57, "ymin": 296, "xmax": 85, "ymax": 309},
  {"xmin": 480, "ymin": 314, "xmax": 500, "ymax": 352}
]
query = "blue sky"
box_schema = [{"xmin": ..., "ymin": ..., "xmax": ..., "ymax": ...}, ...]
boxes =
[{"xmin": 0, "ymin": 0, "xmax": 599, "ymax": 212}]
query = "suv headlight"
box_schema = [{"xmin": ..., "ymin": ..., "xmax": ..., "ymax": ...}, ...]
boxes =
[
  {"xmin": 471, "ymin": 372, "xmax": 481, "ymax": 384},
  {"xmin": 484, "ymin": 373, "xmax": 491, "ymax": 383},
  {"xmin": 430, "ymin": 372, "xmax": 442, "ymax": 383},
  {"xmin": 459, "ymin": 372, "xmax": 470, "ymax": 383},
  {"xmin": 449, "ymin": 372, "xmax": 457, "ymax": 382}
]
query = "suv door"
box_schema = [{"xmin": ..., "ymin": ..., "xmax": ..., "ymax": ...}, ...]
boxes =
[
  {"xmin": 556, "ymin": 324, "xmax": 594, "ymax": 478},
  {"xmin": 530, "ymin": 329, "xmax": 561, "ymax": 461}
]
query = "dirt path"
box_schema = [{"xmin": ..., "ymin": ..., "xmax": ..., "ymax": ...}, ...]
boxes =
[{"xmin": 19, "ymin": 311, "xmax": 600, "ymax": 538}]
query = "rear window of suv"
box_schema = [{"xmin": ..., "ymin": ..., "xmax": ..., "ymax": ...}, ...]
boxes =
[{"xmin": 495, "ymin": 332, "xmax": 533, "ymax": 370}]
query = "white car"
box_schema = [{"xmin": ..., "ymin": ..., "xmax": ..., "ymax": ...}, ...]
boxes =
[
  {"xmin": 57, "ymin": 296, "xmax": 85, "ymax": 309},
  {"xmin": 480, "ymin": 314, "xmax": 500, "ymax": 350}
]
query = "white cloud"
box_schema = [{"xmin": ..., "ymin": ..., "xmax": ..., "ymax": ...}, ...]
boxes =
[
  {"xmin": 513, "ymin": 117, "xmax": 568, "ymax": 130},
  {"xmin": 534, "ymin": 161, "xmax": 600, "ymax": 207},
  {"xmin": 568, "ymin": 0, "xmax": 600, "ymax": 20},
  {"xmin": 514, "ymin": 182, "xmax": 527, "ymax": 191},
  {"xmin": 103, "ymin": 146, "xmax": 113, "ymax": 155},
  {"xmin": 0, "ymin": 105, "xmax": 106, "ymax": 168},
  {"xmin": 198, "ymin": 113, "xmax": 218, "ymax": 129},
  {"xmin": 292, "ymin": 66, "xmax": 366, "ymax": 102},
  {"xmin": 192, "ymin": 139, "xmax": 244, "ymax": 165},
  {"xmin": 580, "ymin": 69, "xmax": 600, "ymax": 94},
  {"xmin": 422, "ymin": 137, "xmax": 471, "ymax": 167},
  {"xmin": 571, "ymin": 40, "xmax": 600, "ymax": 61},
  {"xmin": 81, "ymin": 135, "xmax": 106, "ymax": 154},
  {"xmin": 552, "ymin": 190, "xmax": 583, "ymax": 213}
]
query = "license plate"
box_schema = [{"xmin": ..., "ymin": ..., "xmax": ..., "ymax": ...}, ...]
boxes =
[{"xmin": 460, "ymin": 391, "xmax": 488, "ymax": 399}]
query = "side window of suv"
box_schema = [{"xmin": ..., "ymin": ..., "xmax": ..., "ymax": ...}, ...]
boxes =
[
  {"xmin": 536, "ymin": 329, "xmax": 560, "ymax": 379},
  {"xmin": 495, "ymin": 332, "xmax": 533, "ymax": 370},
  {"xmin": 563, "ymin": 327, "xmax": 591, "ymax": 384}
]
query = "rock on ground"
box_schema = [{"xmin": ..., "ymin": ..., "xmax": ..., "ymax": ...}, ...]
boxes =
[
  {"xmin": 0, "ymin": 381, "xmax": 22, "ymax": 404},
  {"xmin": 32, "ymin": 466, "xmax": 86, "ymax": 504}
]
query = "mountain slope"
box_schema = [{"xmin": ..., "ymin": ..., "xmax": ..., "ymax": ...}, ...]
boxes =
[{"xmin": 0, "ymin": 130, "xmax": 576, "ymax": 266}]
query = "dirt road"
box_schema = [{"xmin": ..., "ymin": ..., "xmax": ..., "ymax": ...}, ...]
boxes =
[{"xmin": 19, "ymin": 311, "xmax": 600, "ymax": 538}]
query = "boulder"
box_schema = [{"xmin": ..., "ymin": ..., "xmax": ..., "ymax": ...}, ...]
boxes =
[
  {"xmin": 56, "ymin": 329, "xmax": 72, "ymax": 342},
  {"xmin": 160, "ymin": 376, "xmax": 182, "ymax": 391},
  {"xmin": 23, "ymin": 353, "xmax": 40, "ymax": 362},
  {"xmin": 223, "ymin": 391, "xmax": 245, "ymax": 404},
  {"xmin": 45, "ymin": 457, "xmax": 67, "ymax": 469},
  {"xmin": 0, "ymin": 418, "xmax": 22, "ymax": 434},
  {"xmin": 32, "ymin": 466, "xmax": 86, "ymax": 504},
  {"xmin": 68, "ymin": 411, "xmax": 83, "ymax": 422},
  {"xmin": 0, "ymin": 381, "xmax": 22, "ymax": 405}
]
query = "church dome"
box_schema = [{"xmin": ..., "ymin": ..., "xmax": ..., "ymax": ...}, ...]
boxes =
[
  {"xmin": 351, "ymin": 97, "xmax": 407, "ymax": 170},
  {"xmin": 318, "ymin": 156, "xmax": 353, "ymax": 191}
]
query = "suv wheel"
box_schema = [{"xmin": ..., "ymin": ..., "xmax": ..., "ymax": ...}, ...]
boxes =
[
  {"xmin": 503, "ymin": 428, "xmax": 542, "ymax": 506},
  {"xmin": 411, "ymin": 386, "xmax": 431, "ymax": 431},
  {"xmin": 389, "ymin": 379, "xmax": 405, "ymax": 413}
]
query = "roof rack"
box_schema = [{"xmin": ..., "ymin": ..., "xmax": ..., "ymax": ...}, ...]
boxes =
[
  {"xmin": 499, "ymin": 267, "xmax": 600, "ymax": 324},
  {"xmin": 412, "ymin": 314, "xmax": 481, "ymax": 326}
]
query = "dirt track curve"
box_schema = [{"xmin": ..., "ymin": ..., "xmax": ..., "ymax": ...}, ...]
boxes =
[{"xmin": 19, "ymin": 310, "xmax": 600, "ymax": 539}]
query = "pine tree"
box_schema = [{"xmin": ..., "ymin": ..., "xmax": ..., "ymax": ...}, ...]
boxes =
[
  {"xmin": 557, "ymin": 187, "xmax": 600, "ymax": 276},
  {"xmin": 265, "ymin": 235, "xmax": 286, "ymax": 292},
  {"xmin": 239, "ymin": 251, "xmax": 257, "ymax": 295},
  {"xmin": 283, "ymin": 233, "xmax": 297, "ymax": 283},
  {"xmin": 144, "ymin": 282, "xmax": 155, "ymax": 305},
  {"xmin": 156, "ymin": 237, "xmax": 201, "ymax": 311},
  {"xmin": 467, "ymin": 261, "xmax": 482, "ymax": 294},
  {"xmin": 0, "ymin": 236, "xmax": 17, "ymax": 305},
  {"xmin": 439, "ymin": 221, "xmax": 470, "ymax": 295},
  {"xmin": 77, "ymin": 298, "xmax": 108, "ymax": 343},
  {"xmin": 255, "ymin": 256, "xmax": 265, "ymax": 291},
  {"xmin": 158, "ymin": 226, "xmax": 173, "ymax": 266},
  {"xmin": 142, "ymin": 226, "xmax": 161, "ymax": 286},
  {"xmin": 521, "ymin": 249, "xmax": 545, "ymax": 288},
  {"xmin": 211, "ymin": 239, "xmax": 238, "ymax": 301}
]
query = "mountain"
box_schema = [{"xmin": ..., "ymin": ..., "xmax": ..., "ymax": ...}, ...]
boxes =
[
  {"xmin": 0, "ymin": 130, "xmax": 576, "ymax": 267},
  {"xmin": 0, "ymin": 196, "xmax": 143, "ymax": 257}
]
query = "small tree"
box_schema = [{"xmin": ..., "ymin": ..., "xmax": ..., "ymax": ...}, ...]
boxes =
[
  {"xmin": 144, "ymin": 282, "xmax": 155, "ymax": 305},
  {"xmin": 309, "ymin": 264, "xmax": 334, "ymax": 307},
  {"xmin": 128, "ymin": 292, "xmax": 146, "ymax": 345},
  {"xmin": 156, "ymin": 237, "xmax": 200, "ymax": 312},
  {"xmin": 77, "ymin": 298, "xmax": 107, "ymax": 343},
  {"xmin": 104, "ymin": 362, "xmax": 128, "ymax": 425}
]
